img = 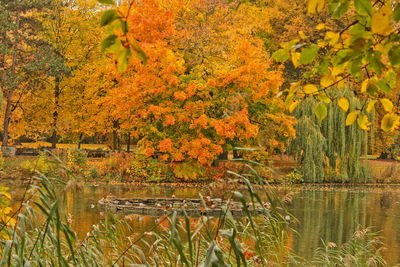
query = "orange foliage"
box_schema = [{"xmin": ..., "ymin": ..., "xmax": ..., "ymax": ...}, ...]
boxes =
[{"xmin": 100, "ymin": 0, "xmax": 295, "ymax": 168}]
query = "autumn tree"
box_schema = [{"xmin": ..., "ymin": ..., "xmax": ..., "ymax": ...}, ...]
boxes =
[
  {"xmin": 38, "ymin": 0, "xmax": 102, "ymax": 148},
  {"xmin": 100, "ymin": 0, "xmax": 294, "ymax": 178},
  {"xmin": 0, "ymin": 0, "xmax": 52, "ymax": 147},
  {"xmin": 62, "ymin": 55, "xmax": 119, "ymax": 148}
]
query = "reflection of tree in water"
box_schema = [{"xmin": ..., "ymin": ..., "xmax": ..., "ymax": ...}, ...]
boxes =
[
  {"xmin": 290, "ymin": 188, "xmax": 400, "ymax": 265},
  {"xmin": 379, "ymin": 192, "xmax": 393, "ymax": 209}
]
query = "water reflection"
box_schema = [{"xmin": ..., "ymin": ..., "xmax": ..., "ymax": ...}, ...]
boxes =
[
  {"xmin": 8, "ymin": 183, "xmax": 400, "ymax": 265},
  {"xmin": 289, "ymin": 186, "xmax": 400, "ymax": 265}
]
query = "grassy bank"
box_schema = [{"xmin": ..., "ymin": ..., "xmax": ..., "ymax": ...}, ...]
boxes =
[{"xmin": 1, "ymin": 150, "xmax": 400, "ymax": 184}]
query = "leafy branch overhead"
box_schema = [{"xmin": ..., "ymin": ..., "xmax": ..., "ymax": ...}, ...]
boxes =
[
  {"xmin": 273, "ymin": 0, "xmax": 400, "ymax": 132},
  {"xmin": 99, "ymin": 0, "xmax": 147, "ymax": 72}
]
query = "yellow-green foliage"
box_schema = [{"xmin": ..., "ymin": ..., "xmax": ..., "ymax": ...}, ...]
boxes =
[
  {"xmin": 0, "ymin": 153, "xmax": 5, "ymax": 173},
  {"xmin": 20, "ymin": 152, "xmax": 50, "ymax": 174},
  {"xmin": 125, "ymin": 153, "xmax": 163, "ymax": 182},
  {"xmin": 66, "ymin": 148, "xmax": 87, "ymax": 171},
  {"xmin": 0, "ymin": 187, "xmax": 14, "ymax": 240},
  {"xmin": 172, "ymin": 161, "xmax": 204, "ymax": 181}
]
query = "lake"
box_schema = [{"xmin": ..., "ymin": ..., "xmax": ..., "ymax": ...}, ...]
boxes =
[{"xmin": 8, "ymin": 182, "xmax": 400, "ymax": 265}]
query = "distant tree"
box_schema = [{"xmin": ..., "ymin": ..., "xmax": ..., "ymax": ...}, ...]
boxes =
[
  {"xmin": 0, "ymin": 0, "xmax": 51, "ymax": 147},
  {"xmin": 290, "ymin": 87, "xmax": 371, "ymax": 183},
  {"xmin": 36, "ymin": 0, "xmax": 101, "ymax": 148}
]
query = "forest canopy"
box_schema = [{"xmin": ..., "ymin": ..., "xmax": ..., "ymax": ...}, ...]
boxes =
[{"xmin": 0, "ymin": 0, "xmax": 399, "ymax": 180}]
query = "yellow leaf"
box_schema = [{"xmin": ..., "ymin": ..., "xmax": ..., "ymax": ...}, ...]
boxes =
[
  {"xmin": 316, "ymin": 23, "xmax": 326, "ymax": 30},
  {"xmin": 361, "ymin": 79, "xmax": 369, "ymax": 93},
  {"xmin": 291, "ymin": 51, "xmax": 301, "ymax": 68},
  {"xmin": 371, "ymin": 5, "xmax": 393, "ymax": 35},
  {"xmin": 299, "ymin": 31, "xmax": 307, "ymax": 40},
  {"xmin": 289, "ymin": 81, "xmax": 301, "ymax": 94},
  {"xmin": 380, "ymin": 98, "xmax": 393, "ymax": 112},
  {"xmin": 320, "ymin": 74, "xmax": 334, "ymax": 88},
  {"xmin": 325, "ymin": 31, "xmax": 340, "ymax": 46},
  {"xmin": 337, "ymin": 79, "xmax": 346, "ymax": 89},
  {"xmin": 1, "ymin": 191, "xmax": 11, "ymax": 200},
  {"xmin": 338, "ymin": 97, "xmax": 349, "ymax": 112},
  {"xmin": 366, "ymin": 100, "xmax": 376, "ymax": 113},
  {"xmin": 357, "ymin": 114, "xmax": 370, "ymax": 130},
  {"xmin": 4, "ymin": 207, "xmax": 12, "ymax": 215},
  {"xmin": 289, "ymin": 100, "xmax": 300, "ymax": 113},
  {"xmin": 330, "ymin": 66, "xmax": 342, "ymax": 77},
  {"xmin": 346, "ymin": 110, "xmax": 359, "ymax": 126},
  {"xmin": 308, "ymin": 0, "xmax": 325, "ymax": 14},
  {"xmin": 303, "ymin": 84, "xmax": 319, "ymax": 94}
]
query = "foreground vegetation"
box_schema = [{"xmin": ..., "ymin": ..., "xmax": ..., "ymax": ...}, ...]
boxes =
[{"xmin": 0, "ymin": 156, "xmax": 387, "ymax": 266}]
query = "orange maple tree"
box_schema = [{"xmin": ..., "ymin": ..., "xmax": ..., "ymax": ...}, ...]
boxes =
[{"xmin": 101, "ymin": 0, "xmax": 295, "ymax": 172}]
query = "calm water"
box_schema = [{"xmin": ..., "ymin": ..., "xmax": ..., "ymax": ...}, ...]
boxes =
[{"xmin": 8, "ymin": 183, "xmax": 400, "ymax": 265}]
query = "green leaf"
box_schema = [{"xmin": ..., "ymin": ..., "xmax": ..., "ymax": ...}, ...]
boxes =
[
  {"xmin": 332, "ymin": 1, "xmax": 350, "ymax": 19},
  {"xmin": 101, "ymin": 34, "xmax": 117, "ymax": 52},
  {"xmin": 98, "ymin": 0, "xmax": 116, "ymax": 5},
  {"xmin": 272, "ymin": 49, "xmax": 289, "ymax": 62},
  {"xmin": 117, "ymin": 48, "xmax": 132, "ymax": 73},
  {"xmin": 366, "ymin": 82, "xmax": 378, "ymax": 97},
  {"xmin": 381, "ymin": 113, "xmax": 395, "ymax": 132},
  {"xmin": 121, "ymin": 20, "xmax": 128, "ymax": 34},
  {"xmin": 107, "ymin": 39, "xmax": 123, "ymax": 54},
  {"xmin": 299, "ymin": 45, "xmax": 319, "ymax": 65},
  {"xmin": 318, "ymin": 94, "xmax": 332, "ymax": 104},
  {"xmin": 394, "ymin": 4, "xmax": 400, "ymax": 22},
  {"xmin": 347, "ymin": 58, "xmax": 362, "ymax": 76},
  {"xmin": 136, "ymin": 50, "xmax": 148, "ymax": 66},
  {"xmin": 385, "ymin": 71, "xmax": 396, "ymax": 88},
  {"xmin": 314, "ymin": 102, "xmax": 327, "ymax": 121},
  {"xmin": 316, "ymin": 59, "xmax": 329, "ymax": 74},
  {"xmin": 389, "ymin": 46, "xmax": 400, "ymax": 66},
  {"xmin": 100, "ymin": 10, "xmax": 118, "ymax": 27},
  {"xmin": 354, "ymin": 0, "xmax": 372, "ymax": 17},
  {"xmin": 376, "ymin": 80, "xmax": 390, "ymax": 94},
  {"xmin": 366, "ymin": 51, "xmax": 384, "ymax": 75}
]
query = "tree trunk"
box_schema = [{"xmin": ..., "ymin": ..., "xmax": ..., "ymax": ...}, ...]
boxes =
[
  {"xmin": 2, "ymin": 9, "xmax": 20, "ymax": 147},
  {"xmin": 112, "ymin": 131, "xmax": 117, "ymax": 151},
  {"xmin": 2, "ymin": 90, "xmax": 13, "ymax": 147},
  {"xmin": 51, "ymin": 77, "xmax": 60, "ymax": 149},
  {"xmin": 78, "ymin": 133, "xmax": 83, "ymax": 149},
  {"xmin": 112, "ymin": 120, "xmax": 119, "ymax": 151},
  {"xmin": 127, "ymin": 134, "xmax": 130, "ymax": 152}
]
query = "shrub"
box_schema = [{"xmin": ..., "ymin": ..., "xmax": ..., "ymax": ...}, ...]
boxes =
[{"xmin": 20, "ymin": 152, "xmax": 49, "ymax": 175}]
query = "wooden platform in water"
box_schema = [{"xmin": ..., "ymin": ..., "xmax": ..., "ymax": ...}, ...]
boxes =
[{"xmin": 98, "ymin": 196, "xmax": 266, "ymax": 217}]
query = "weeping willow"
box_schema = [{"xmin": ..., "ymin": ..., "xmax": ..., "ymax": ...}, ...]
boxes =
[{"xmin": 289, "ymin": 87, "xmax": 373, "ymax": 183}]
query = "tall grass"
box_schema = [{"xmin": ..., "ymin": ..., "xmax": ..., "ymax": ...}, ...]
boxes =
[{"xmin": 0, "ymin": 151, "xmax": 387, "ymax": 266}]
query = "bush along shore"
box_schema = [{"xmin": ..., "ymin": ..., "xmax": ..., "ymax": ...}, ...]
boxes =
[{"xmin": 1, "ymin": 148, "xmax": 400, "ymax": 184}]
